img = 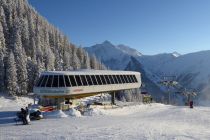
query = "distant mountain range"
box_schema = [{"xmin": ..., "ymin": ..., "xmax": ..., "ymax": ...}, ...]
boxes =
[
  {"xmin": 84, "ymin": 41, "xmax": 142, "ymax": 70},
  {"xmin": 85, "ymin": 41, "xmax": 210, "ymax": 105}
]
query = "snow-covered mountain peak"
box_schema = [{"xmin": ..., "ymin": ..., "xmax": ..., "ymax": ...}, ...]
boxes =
[
  {"xmin": 92, "ymin": 40, "xmax": 115, "ymax": 49},
  {"xmin": 117, "ymin": 44, "xmax": 142, "ymax": 57},
  {"xmin": 172, "ymin": 51, "xmax": 181, "ymax": 57},
  {"xmin": 102, "ymin": 40, "xmax": 113, "ymax": 45},
  {"xmin": 84, "ymin": 41, "xmax": 143, "ymax": 69}
]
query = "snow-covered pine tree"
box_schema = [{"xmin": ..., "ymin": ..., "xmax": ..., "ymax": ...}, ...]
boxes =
[
  {"xmin": 63, "ymin": 51, "xmax": 71, "ymax": 70},
  {"xmin": 90, "ymin": 55, "xmax": 99, "ymax": 69},
  {"xmin": 54, "ymin": 49, "xmax": 63, "ymax": 71},
  {"xmin": 0, "ymin": 0, "xmax": 105, "ymax": 95},
  {"xmin": 13, "ymin": 24, "xmax": 28, "ymax": 95},
  {"xmin": 20, "ymin": 17, "xmax": 29, "ymax": 55},
  {"xmin": 5, "ymin": 51, "xmax": 17, "ymax": 96},
  {"xmin": 72, "ymin": 47, "xmax": 81, "ymax": 70},
  {"xmin": 0, "ymin": 6, "xmax": 8, "ymax": 48},
  {"xmin": 0, "ymin": 51, "xmax": 5, "ymax": 92},
  {"xmin": 77, "ymin": 47, "xmax": 85, "ymax": 65},
  {"xmin": 0, "ymin": 21, "xmax": 6, "ymax": 92},
  {"xmin": 44, "ymin": 47, "xmax": 55, "ymax": 71},
  {"xmin": 83, "ymin": 52, "xmax": 91, "ymax": 69}
]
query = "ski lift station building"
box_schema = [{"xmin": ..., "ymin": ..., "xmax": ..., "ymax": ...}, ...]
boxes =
[{"xmin": 33, "ymin": 70, "xmax": 141, "ymax": 108}]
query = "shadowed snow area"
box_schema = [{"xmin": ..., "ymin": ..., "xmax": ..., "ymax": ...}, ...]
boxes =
[{"xmin": 0, "ymin": 96, "xmax": 210, "ymax": 140}]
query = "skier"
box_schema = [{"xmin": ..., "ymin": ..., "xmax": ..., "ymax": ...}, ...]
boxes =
[
  {"xmin": 25, "ymin": 107, "xmax": 30, "ymax": 124},
  {"xmin": 189, "ymin": 101, "xmax": 193, "ymax": 109},
  {"xmin": 20, "ymin": 108, "xmax": 27, "ymax": 125}
]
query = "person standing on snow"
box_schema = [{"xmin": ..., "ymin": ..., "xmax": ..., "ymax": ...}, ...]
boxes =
[
  {"xmin": 20, "ymin": 108, "xmax": 27, "ymax": 125},
  {"xmin": 25, "ymin": 107, "xmax": 30, "ymax": 124}
]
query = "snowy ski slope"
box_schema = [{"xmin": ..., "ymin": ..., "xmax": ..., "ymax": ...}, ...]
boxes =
[{"xmin": 0, "ymin": 96, "xmax": 210, "ymax": 140}]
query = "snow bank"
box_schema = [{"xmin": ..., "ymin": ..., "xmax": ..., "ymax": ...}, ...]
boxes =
[
  {"xmin": 43, "ymin": 110, "xmax": 68, "ymax": 118},
  {"xmin": 0, "ymin": 94, "xmax": 33, "ymax": 111},
  {"xmin": 83, "ymin": 108, "xmax": 106, "ymax": 116},
  {"xmin": 65, "ymin": 108, "xmax": 81, "ymax": 117}
]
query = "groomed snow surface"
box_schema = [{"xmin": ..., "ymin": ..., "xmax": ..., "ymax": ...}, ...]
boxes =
[{"xmin": 0, "ymin": 96, "xmax": 210, "ymax": 140}]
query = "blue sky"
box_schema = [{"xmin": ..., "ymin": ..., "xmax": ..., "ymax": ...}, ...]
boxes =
[{"xmin": 28, "ymin": 0, "xmax": 210, "ymax": 55}]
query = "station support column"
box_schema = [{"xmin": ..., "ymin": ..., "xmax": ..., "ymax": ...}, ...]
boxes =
[{"xmin": 111, "ymin": 92, "xmax": 116, "ymax": 105}]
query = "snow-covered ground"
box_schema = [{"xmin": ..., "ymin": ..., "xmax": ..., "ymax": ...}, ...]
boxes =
[{"xmin": 0, "ymin": 96, "xmax": 210, "ymax": 140}]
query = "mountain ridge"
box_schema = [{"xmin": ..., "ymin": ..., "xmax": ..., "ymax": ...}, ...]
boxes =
[{"xmin": 85, "ymin": 41, "xmax": 210, "ymax": 104}]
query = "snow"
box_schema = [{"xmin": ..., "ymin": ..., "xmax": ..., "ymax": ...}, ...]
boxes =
[
  {"xmin": 0, "ymin": 94, "xmax": 34, "ymax": 111},
  {"xmin": 66, "ymin": 108, "xmax": 82, "ymax": 117},
  {"xmin": 44, "ymin": 110, "xmax": 68, "ymax": 118},
  {"xmin": 1, "ymin": 96, "xmax": 210, "ymax": 140}
]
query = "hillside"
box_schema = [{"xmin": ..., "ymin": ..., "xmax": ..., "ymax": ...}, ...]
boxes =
[
  {"xmin": 125, "ymin": 57, "xmax": 166, "ymax": 102},
  {"xmin": 0, "ymin": 0, "xmax": 105, "ymax": 96},
  {"xmin": 139, "ymin": 51, "xmax": 210, "ymax": 103},
  {"xmin": 85, "ymin": 41, "xmax": 210, "ymax": 104}
]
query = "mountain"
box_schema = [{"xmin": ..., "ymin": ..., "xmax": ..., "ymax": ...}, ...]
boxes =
[
  {"xmin": 0, "ymin": 0, "xmax": 104, "ymax": 96},
  {"xmin": 84, "ymin": 41, "xmax": 142, "ymax": 70},
  {"xmin": 85, "ymin": 41, "xmax": 210, "ymax": 104},
  {"xmin": 85, "ymin": 42, "xmax": 167, "ymax": 101},
  {"xmin": 125, "ymin": 57, "xmax": 166, "ymax": 102},
  {"xmin": 139, "ymin": 51, "xmax": 210, "ymax": 103}
]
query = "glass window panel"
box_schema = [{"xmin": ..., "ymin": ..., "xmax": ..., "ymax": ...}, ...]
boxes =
[
  {"xmin": 52, "ymin": 75, "xmax": 59, "ymax": 87},
  {"xmin": 113, "ymin": 75, "xmax": 119, "ymax": 84},
  {"xmin": 81, "ymin": 75, "xmax": 88, "ymax": 86},
  {"xmin": 69, "ymin": 75, "xmax": 77, "ymax": 86},
  {"xmin": 96, "ymin": 75, "xmax": 102, "ymax": 85},
  {"xmin": 91, "ymin": 75, "xmax": 98, "ymax": 85},
  {"xmin": 116, "ymin": 75, "xmax": 122, "ymax": 83},
  {"xmin": 64, "ymin": 75, "xmax": 71, "ymax": 87},
  {"xmin": 86, "ymin": 75, "xmax": 93, "ymax": 85},
  {"xmin": 41, "ymin": 76, "xmax": 48, "ymax": 87},
  {"xmin": 75, "ymin": 75, "xmax": 82, "ymax": 86},
  {"xmin": 59, "ymin": 75, "xmax": 65, "ymax": 87},
  {"xmin": 129, "ymin": 75, "xmax": 135, "ymax": 83},
  {"xmin": 126, "ymin": 75, "xmax": 132, "ymax": 83},
  {"xmin": 120, "ymin": 75, "xmax": 126, "ymax": 83},
  {"xmin": 100, "ymin": 75, "xmax": 107, "ymax": 85},
  {"xmin": 108, "ymin": 75, "xmax": 115, "ymax": 84},
  {"xmin": 123, "ymin": 75, "xmax": 129, "ymax": 83},
  {"xmin": 132, "ymin": 75, "xmax": 138, "ymax": 83},
  {"xmin": 36, "ymin": 75, "xmax": 44, "ymax": 87},
  {"xmin": 104, "ymin": 75, "xmax": 111, "ymax": 84},
  {"xmin": 46, "ymin": 75, "xmax": 53, "ymax": 87}
]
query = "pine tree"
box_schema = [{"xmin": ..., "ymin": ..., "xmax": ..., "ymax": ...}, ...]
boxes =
[
  {"xmin": 44, "ymin": 47, "xmax": 55, "ymax": 71},
  {"xmin": 54, "ymin": 49, "xmax": 62, "ymax": 70},
  {"xmin": 0, "ymin": 6, "xmax": 8, "ymax": 47},
  {"xmin": 0, "ymin": 18, "xmax": 6, "ymax": 52},
  {"xmin": 6, "ymin": 51, "xmax": 17, "ymax": 96},
  {"xmin": 0, "ymin": 20, "xmax": 6, "ymax": 92},
  {"xmin": 0, "ymin": 51, "xmax": 4, "ymax": 92},
  {"xmin": 13, "ymin": 27, "xmax": 28, "ymax": 95},
  {"xmin": 27, "ymin": 58, "xmax": 37, "ymax": 92},
  {"xmin": 83, "ymin": 52, "xmax": 91, "ymax": 69},
  {"xmin": 63, "ymin": 51, "xmax": 71, "ymax": 70},
  {"xmin": 0, "ymin": 0, "xmax": 105, "ymax": 96},
  {"xmin": 72, "ymin": 48, "xmax": 81, "ymax": 70},
  {"xmin": 90, "ymin": 55, "xmax": 99, "ymax": 69}
]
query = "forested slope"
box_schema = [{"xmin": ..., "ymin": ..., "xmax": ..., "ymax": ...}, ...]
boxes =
[{"xmin": 0, "ymin": 0, "xmax": 105, "ymax": 96}]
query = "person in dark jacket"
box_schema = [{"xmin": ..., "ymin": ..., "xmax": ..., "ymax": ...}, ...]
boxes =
[
  {"xmin": 190, "ymin": 101, "xmax": 193, "ymax": 108},
  {"xmin": 20, "ymin": 108, "xmax": 27, "ymax": 125}
]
